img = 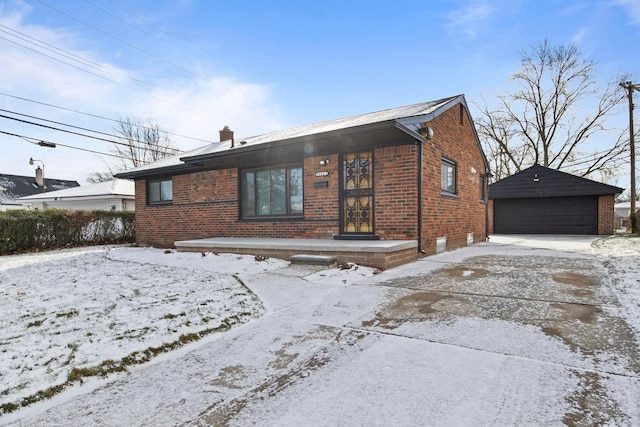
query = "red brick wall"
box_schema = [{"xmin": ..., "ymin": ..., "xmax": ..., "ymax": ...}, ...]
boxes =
[
  {"xmin": 134, "ymin": 102, "xmax": 489, "ymax": 252},
  {"xmin": 419, "ymin": 104, "xmax": 488, "ymax": 253},
  {"xmin": 374, "ymin": 145, "xmax": 419, "ymax": 240},
  {"xmin": 598, "ymin": 194, "xmax": 615, "ymax": 235},
  {"xmin": 134, "ymin": 156, "xmax": 341, "ymax": 247}
]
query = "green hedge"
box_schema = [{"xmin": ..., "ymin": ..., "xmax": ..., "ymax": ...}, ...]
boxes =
[{"xmin": 0, "ymin": 210, "xmax": 135, "ymax": 255}]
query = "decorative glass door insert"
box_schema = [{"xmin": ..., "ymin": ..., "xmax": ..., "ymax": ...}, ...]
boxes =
[{"xmin": 341, "ymin": 152, "xmax": 374, "ymax": 234}]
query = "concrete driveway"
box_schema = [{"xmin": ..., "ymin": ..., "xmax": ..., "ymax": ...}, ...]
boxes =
[{"xmin": 9, "ymin": 235, "xmax": 640, "ymax": 426}]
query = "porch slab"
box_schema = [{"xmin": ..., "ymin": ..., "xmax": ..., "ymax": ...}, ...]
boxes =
[{"xmin": 174, "ymin": 238, "xmax": 418, "ymax": 270}]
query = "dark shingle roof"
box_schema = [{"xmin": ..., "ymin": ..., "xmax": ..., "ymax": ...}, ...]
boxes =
[
  {"xmin": 117, "ymin": 95, "xmax": 490, "ymax": 179},
  {"xmin": 488, "ymin": 164, "xmax": 624, "ymax": 199},
  {"xmin": 0, "ymin": 173, "xmax": 80, "ymax": 204}
]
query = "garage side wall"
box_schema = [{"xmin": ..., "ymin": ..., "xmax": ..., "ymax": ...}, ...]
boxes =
[{"xmin": 597, "ymin": 194, "xmax": 616, "ymax": 235}]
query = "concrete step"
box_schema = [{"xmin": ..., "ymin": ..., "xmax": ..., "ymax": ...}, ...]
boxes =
[{"xmin": 289, "ymin": 254, "xmax": 338, "ymax": 267}]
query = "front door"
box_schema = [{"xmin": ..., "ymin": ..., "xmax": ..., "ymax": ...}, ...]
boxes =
[{"xmin": 340, "ymin": 151, "xmax": 374, "ymax": 237}]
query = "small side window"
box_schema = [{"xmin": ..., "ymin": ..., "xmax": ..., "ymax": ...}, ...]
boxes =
[
  {"xmin": 148, "ymin": 178, "xmax": 172, "ymax": 203},
  {"xmin": 441, "ymin": 158, "xmax": 457, "ymax": 194}
]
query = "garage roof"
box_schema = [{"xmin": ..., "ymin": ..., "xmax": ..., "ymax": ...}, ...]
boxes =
[{"xmin": 488, "ymin": 164, "xmax": 624, "ymax": 199}]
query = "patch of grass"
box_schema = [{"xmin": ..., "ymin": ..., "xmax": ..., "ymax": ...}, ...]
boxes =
[
  {"xmin": 26, "ymin": 318, "xmax": 46, "ymax": 328},
  {"xmin": 162, "ymin": 312, "xmax": 186, "ymax": 320},
  {"xmin": 0, "ymin": 313, "xmax": 254, "ymax": 415},
  {"xmin": 56, "ymin": 309, "xmax": 79, "ymax": 318}
]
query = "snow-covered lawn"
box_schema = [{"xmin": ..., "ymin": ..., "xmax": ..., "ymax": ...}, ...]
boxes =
[
  {"xmin": 0, "ymin": 236, "xmax": 639, "ymax": 425},
  {"xmin": 592, "ymin": 235, "xmax": 640, "ymax": 340},
  {"xmin": 0, "ymin": 247, "xmax": 287, "ymax": 413}
]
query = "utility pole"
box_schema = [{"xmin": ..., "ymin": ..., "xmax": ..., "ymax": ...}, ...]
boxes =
[{"xmin": 621, "ymin": 81, "xmax": 640, "ymax": 233}]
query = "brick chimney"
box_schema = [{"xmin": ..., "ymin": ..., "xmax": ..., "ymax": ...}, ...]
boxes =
[{"xmin": 219, "ymin": 126, "xmax": 234, "ymax": 147}]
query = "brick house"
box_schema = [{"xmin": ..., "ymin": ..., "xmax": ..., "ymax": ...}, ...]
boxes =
[
  {"xmin": 117, "ymin": 95, "xmax": 490, "ymax": 268},
  {"xmin": 488, "ymin": 164, "xmax": 623, "ymax": 235}
]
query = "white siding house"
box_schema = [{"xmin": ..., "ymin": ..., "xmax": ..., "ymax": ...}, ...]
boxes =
[{"xmin": 18, "ymin": 179, "xmax": 135, "ymax": 211}]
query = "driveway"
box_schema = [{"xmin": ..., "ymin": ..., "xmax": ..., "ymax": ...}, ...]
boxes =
[{"xmin": 7, "ymin": 235, "xmax": 640, "ymax": 426}]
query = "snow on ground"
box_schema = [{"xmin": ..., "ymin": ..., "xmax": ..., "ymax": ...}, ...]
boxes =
[
  {"xmin": 0, "ymin": 247, "xmax": 286, "ymax": 413},
  {"xmin": 592, "ymin": 236, "xmax": 640, "ymax": 340},
  {"xmin": 0, "ymin": 236, "xmax": 639, "ymax": 425}
]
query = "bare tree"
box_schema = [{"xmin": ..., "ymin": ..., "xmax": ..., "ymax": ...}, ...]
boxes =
[
  {"xmin": 112, "ymin": 117, "xmax": 180, "ymax": 170},
  {"xmin": 476, "ymin": 40, "xmax": 629, "ymax": 180}
]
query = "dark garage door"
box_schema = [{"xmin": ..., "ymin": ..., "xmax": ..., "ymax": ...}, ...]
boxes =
[{"xmin": 494, "ymin": 196, "xmax": 597, "ymax": 234}]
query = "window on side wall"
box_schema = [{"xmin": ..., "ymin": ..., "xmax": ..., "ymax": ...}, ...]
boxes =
[
  {"xmin": 441, "ymin": 158, "xmax": 457, "ymax": 194},
  {"xmin": 241, "ymin": 165, "xmax": 303, "ymax": 218},
  {"xmin": 148, "ymin": 178, "xmax": 173, "ymax": 204}
]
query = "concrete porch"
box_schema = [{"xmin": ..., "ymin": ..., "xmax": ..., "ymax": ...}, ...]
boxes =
[{"xmin": 174, "ymin": 237, "xmax": 418, "ymax": 270}]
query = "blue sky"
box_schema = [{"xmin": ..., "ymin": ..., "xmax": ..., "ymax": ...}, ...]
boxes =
[{"xmin": 1, "ymin": 0, "xmax": 639, "ymax": 183}]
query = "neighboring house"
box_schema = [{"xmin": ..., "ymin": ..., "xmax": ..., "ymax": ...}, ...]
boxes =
[
  {"xmin": 117, "ymin": 95, "xmax": 490, "ymax": 267},
  {"xmin": 17, "ymin": 179, "xmax": 135, "ymax": 211},
  {"xmin": 0, "ymin": 173, "xmax": 79, "ymax": 211},
  {"xmin": 488, "ymin": 164, "xmax": 623, "ymax": 235},
  {"xmin": 614, "ymin": 201, "xmax": 640, "ymax": 230}
]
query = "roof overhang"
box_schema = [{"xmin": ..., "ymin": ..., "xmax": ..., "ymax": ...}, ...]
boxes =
[
  {"xmin": 115, "ymin": 94, "xmax": 492, "ymax": 180},
  {"xmin": 119, "ymin": 120, "xmax": 425, "ymax": 179},
  {"xmin": 18, "ymin": 194, "xmax": 134, "ymax": 202},
  {"xmin": 182, "ymin": 120, "xmax": 424, "ymax": 165}
]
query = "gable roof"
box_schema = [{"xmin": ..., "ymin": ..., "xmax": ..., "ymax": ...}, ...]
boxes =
[
  {"xmin": 0, "ymin": 173, "xmax": 80, "ymax": 205},
  {"xmin": 488, "ymin": 164, "xmax": 624, "ymax": 199},
  {"xmin": 17, "ymin": 179, "xmax": 134, "ymax": 202},
  {"xmin": 117, "ymin": 94, "xmax": 489, "ymax": 179}
]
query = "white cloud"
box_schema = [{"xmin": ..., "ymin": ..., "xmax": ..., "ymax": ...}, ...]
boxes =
[
  {"xmin": 446, "ymin": 0, "xmax": 497, "ymax": 38},
  {"xmin": 0, "ymin": 4, "xmax": 286, "ymax": 182},
  {"xmin": 445, "ymin": 0, "xmax": 525, "ymax": 39},
  {"xmin": 613, "ymin": 0, "xmax": 640, "ymax": 24},
  {"xmin": 571, "ymin": 27, "xmax": 588, "ymax": 44}
]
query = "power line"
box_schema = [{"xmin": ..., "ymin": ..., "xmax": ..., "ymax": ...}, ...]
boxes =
[
  {"xmin": 0, "ymin": 24, "xmax": 105, "ymax": 70},
  {"xmin": 82, "ymin": 0, "xmax": 162, "ymax": 40},
  {"xmin": 0, "ymin": 113, "xmax": 179, "ymax": 156},
  {"xmin": 0, "ymin": 34, "xmax": 122, "ymax": 85},
  {"xmin": 0, "ymin": 107, "xmax": 182, "ymax": 154},
  {"xmin": 0, "ymin": 30, "xmax": 214, "ymax": 117},
  {"xmin": 2, "ymin": 130, "xmax": 128, "ymax": 160},
  {"xmin": 0, "ymin": 91, "xmax": 216, "ymax": 144},
  {"xmin": 36, "ymin": 0, "xmax": 209, "ymax": 83},
  {"xmin": 106, "ymin": 0, "xmax": 175, "ymax": 39}
]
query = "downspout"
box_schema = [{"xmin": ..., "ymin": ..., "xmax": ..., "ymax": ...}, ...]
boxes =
[
  {"xmin": 393, "ymin": 119, "xmax": 428, "ymax": 254},
  {"xmin": 417, "ymin": 140, "xmax": 426, "ymax": 254},
  {"xmin": 484, "ymin": 171, "xmax": 492, "ymax": 241},
  {"xmin": 485, "ymin": 196, "xmax": 489, "ymax": 241}
]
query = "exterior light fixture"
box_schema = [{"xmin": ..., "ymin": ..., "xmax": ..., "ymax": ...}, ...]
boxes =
[{"xmin": 418, "ymin": 126, "xmax": 434, "ymax": 140}]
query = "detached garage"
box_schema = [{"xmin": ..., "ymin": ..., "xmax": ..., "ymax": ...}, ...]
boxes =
[{"xmin": 489, "ymin": 165, "xmax": 623, "ymax": 235}]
